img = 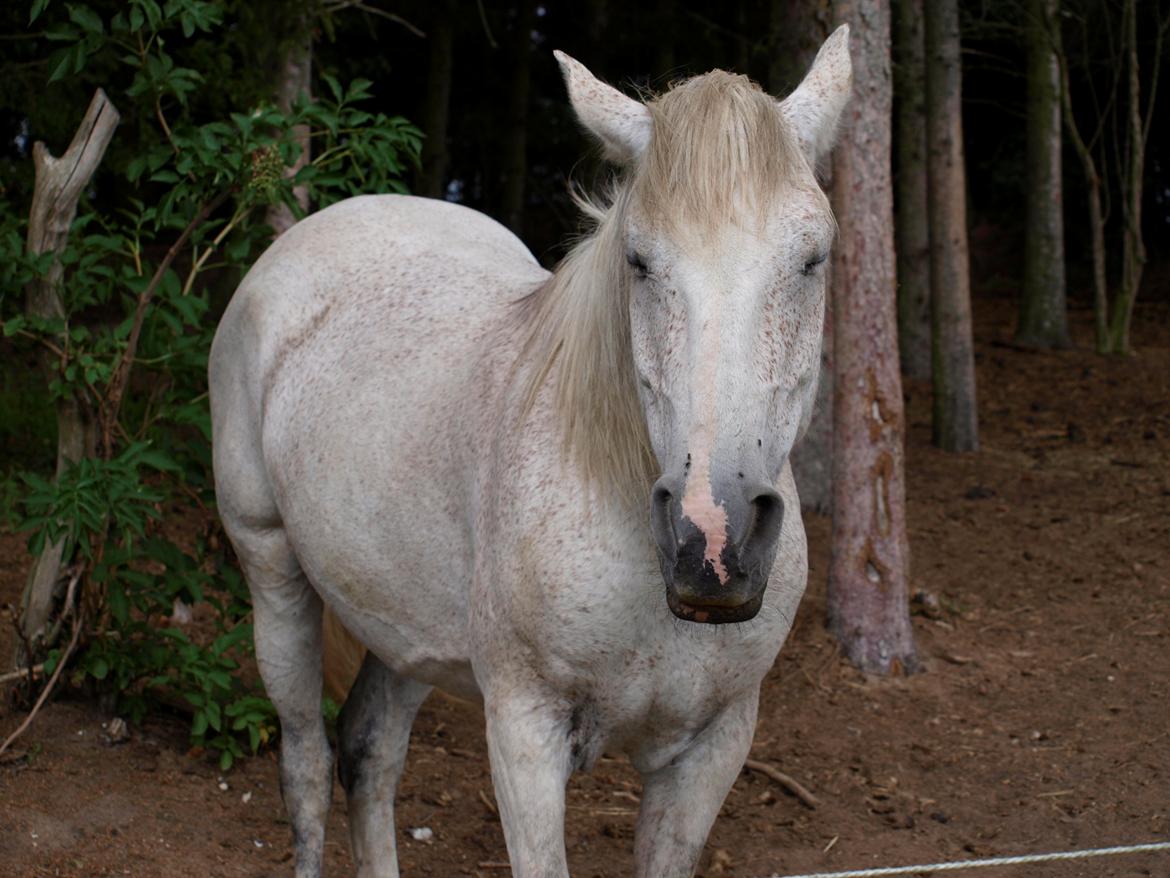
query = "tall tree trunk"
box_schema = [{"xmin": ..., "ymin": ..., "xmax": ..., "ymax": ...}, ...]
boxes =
[
  {"xmin": 1107, "ymin": 0, "xmax": 1153, "ymax": 354},
  {"xmin": 416, "ymin": 0, "xmax": 455, "ymax": 198},
  {"xmin": 1056, "ymin": 32, "xmax": 1109, "ymax": 352},
  {"xmin": 827, "ymin": 0, "xmax": 918, "ymax": 675},
  {"xmin": 16, "ymin": 90, "xmax": 119, "ymax": 668},
  {"xmin": 1017, "ymin": 0, "xmax": 1069, "ymax": 349},
  {"xmin": 781, "ymin": 10, "xmax": 834, "ymax": 515},
  {"xmin": 768, "ymin": 0, "xmax": 827, "ymax": 94},
  {"xmin": 925, "ymin": 0, "xmax": 978, "ymax": 451},
  {"xmin": 266, "ymin": 25, "xmax": 312, "ymax": 237},
  {"xmin": 500, "ymin": 0, "xmax": 535, "ymax": 235},
  {"xmin": 893, "ymin": 0, "xmax": 931, "ymax": 379}
]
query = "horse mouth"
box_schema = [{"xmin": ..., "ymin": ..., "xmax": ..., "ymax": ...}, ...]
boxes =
[{"xmin": 665, "ymin": 589, "xmax": 765, "ymax": 624}]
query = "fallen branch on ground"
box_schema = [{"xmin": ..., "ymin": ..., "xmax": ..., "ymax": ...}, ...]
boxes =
[{"xmin": 744, "ymin": 757, "xmax": 820, "ymax": 809}]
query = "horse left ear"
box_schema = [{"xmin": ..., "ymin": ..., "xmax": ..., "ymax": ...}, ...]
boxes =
[
  {"xmin": 778, "ymin": 24, "xmax": 853, "ymax": 166},
  {"xmin": 554, "ymin": 50, "xmax": 652, "ymax": 164}
]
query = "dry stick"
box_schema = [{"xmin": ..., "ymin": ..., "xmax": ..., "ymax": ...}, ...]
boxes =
[
  {"xmin": 744, "ymin": 758, "xmax": 820, "ymax": 810},
  {"xmin": 100, "ymin": 187, "xmax": 232, "ymax": 455},
  {"xmin": 0, "ymin": 569, "xmax": 84, "ymax": 758},
  {"xmin": 0, "ymin": 664, "xmax": 45, "ymax": 685}
]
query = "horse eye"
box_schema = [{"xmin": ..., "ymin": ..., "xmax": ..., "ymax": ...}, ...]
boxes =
[
  {"xmin": 801, "ymin": 253, "xmax": 828, "ymax": 277},
  {"xmin": 626, "ymin": 251, "xmax": 650, "ymax": 277}
]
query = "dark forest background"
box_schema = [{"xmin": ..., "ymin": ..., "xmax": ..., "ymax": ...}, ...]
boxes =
[{"xmin": 3, "ymin": 0, "xmax": 1169, "ymax": 293}]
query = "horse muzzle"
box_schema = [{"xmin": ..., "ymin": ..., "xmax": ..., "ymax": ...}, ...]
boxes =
[{"xmin": 649, "ymin": 475, "xmax": 784, "ymax": 624}]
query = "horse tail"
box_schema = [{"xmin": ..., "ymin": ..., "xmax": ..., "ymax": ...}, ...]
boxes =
[{"xmin": 322, "ymin": 607, "xmax": 366, "ymax": 703}]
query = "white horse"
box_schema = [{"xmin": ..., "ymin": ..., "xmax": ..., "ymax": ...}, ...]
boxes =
[{"xmin": 210, "ymin": 28, "xmax": 851, "ymax": 878}]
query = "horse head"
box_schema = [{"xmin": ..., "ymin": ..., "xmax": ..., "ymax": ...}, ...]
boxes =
[{"xmin": 544, "ymin": 29, "xmax": 851, "ymax": 624}]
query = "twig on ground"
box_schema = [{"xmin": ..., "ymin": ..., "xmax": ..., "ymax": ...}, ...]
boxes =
[
  {"xmin": 478, "ymin": 788, "xmax": 499, "ymax": 817},
  {"xmin": 743, "ymin": 758, "xmax": 820, "ymax": 810},
  {"xmin": 0, "ymin": 569, "xmax": 84, "ymax": 758},
  {"xmin": 0, "ymin": 664, "xmax": 45, "ymax": 685}
]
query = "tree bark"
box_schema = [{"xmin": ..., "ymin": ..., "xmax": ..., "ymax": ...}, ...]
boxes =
[
  {"xmin": 1017, "ymin": 0, "xmax": 1069, "ymax": 349},
  {"xmin": 500, "ymin": 0, "xmax": 535, "ymax": 235},
  {"xmin": 416, "ymin": 0, "xmax": 455, "ymax": 198},
  {"xmin": 768, "ymin": 0, "xmax": 828, "ymax": 94},
  {"xmin": 892, "ymin": 0, "xmax": 931, "ymax": 380},
  {"xmin": 266, "ymin": 25, "xmax": 312, "ymax": 237},
  {"xmin": 925, "ymin": 0, "xmax": 978, "ymax": 451},
  {"xmin": 1107, "ymin": 0, "xmax": 1158, "ymax": 354},
  {"xmin": 16, "ymin": 90, "xmax": 119, "ymax": 667},
  {"xmin": 827, "ymin": 0, "xmax": 918, "ymax": 675},
  {"xmin": 1056, "ymin": 28, "xmax": 1109, "ymax": 352}
]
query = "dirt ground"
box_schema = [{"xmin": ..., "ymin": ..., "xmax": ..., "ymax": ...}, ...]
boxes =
[{"xmin": 1, "ymin": 299, "xmax": 1168, "ymax": 878}]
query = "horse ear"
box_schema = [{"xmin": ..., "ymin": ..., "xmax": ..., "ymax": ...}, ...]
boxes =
[
  {"xmin": 778, "ymin": 24, "xmax": 852, "ymax": 166},
  {"xmin": 554, "ymin": 50, "xmax": 651, "ymax": 164}
]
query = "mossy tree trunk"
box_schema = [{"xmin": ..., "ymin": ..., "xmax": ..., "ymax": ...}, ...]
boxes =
[{"xmin": 827, "ymin": 0, "xmax": 919, "ymax": 676}]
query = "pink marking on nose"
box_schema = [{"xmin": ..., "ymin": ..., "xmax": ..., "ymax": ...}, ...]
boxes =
[{"xmin": 681, "ymin": 490, "xmax": 730, "ymax": 585}]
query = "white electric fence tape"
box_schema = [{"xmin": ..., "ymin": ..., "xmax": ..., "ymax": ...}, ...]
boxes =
[{"xmin": 767, "ymin": 839, "xmax": 1170, "ymax": 878}]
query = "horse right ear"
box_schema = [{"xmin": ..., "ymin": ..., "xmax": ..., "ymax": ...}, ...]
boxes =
[
  {"xmin": 777, "ymin": 24, "xmax": 852, "ymax": 166},
  {"xmin": 554, "ymin": 50, "xmax": 652, "ymax": 164}
]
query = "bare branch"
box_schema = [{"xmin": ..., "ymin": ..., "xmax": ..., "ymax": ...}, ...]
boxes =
[{"xmin": 1, "ymin": 569, "xmax": 83, "ymax": 758}]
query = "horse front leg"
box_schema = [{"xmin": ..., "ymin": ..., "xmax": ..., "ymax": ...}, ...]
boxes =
[
  {"xmin": 484, "ymin": 690, "xmax": 574, "ymax": 878},
  {"xmin": 633, "ymin": 694, "xmax": 759, "ymax": 878}
]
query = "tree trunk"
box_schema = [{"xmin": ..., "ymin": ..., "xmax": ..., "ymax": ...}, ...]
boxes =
[
  {"xmin": 892, "ymin": 0, "xmax": 931, "ymax": 380},
  {"xmin": 768, "ymin": 0, "xmax": 828, "ymax": 94},
  {"xmin": 782, "ymin": 10, "xmax": 834, "ymax": 515},
  {"xmin": 266, "ymin": 25, "xmax": 312, "ymax": 237},
  {"xmin": 925, "ymin": 0, "xmax": 978, "ymax": 451},
  {"xmin": 416, "ymin": 0, "xmax": 455, "ymax": 199},
  {"xmin": 16, "ymin": 90, "xmax": 119, "ymax": 668},
  {"xmin": 1107, "ymin": 0, "xmax": 1148, "ymax": 354},
  {"xmin": 1017, "ymin": 0, "xmax": 1069, "ymax": 349},
  {"xmin": 1056, "ymin": 37, "xmax": 1109, "ymax": 352},
  {"xmin": 827, "ymin": 0, "xmax": 919, "ymax": 675},
  {"xmin": 500, "ymin": 0, "xmax": 535, "ymax": 235}
]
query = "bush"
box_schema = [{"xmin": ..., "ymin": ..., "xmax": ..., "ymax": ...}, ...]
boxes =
[{"xmin": 1, "ymin": 0, "xmax": 420, "ymax": 769}]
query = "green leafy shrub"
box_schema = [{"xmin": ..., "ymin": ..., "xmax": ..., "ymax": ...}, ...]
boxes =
[{"xmin": 2, "ymin": 0, "xmax": 420, "ymax": 769}]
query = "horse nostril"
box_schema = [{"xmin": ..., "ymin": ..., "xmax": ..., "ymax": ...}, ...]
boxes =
[
  {"xmin": 649, "ymin": 476, "xmax": 682, "ymax": 565},
  {"xmin": 743, "ymin": 487, "xmax": 784, "ymax": 555}
]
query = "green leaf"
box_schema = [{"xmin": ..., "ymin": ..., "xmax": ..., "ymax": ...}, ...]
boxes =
[
  {"xmin": 47, "ymin": 48, "xmax": 74, "ymax": 83},
  {"xmin": 43, "ymin": 24, "xmax": 79, "ymax": 40},
  {"xmin": 90, "ymin": 656, "xmax": 109, "ymax": 680},
  {"xmin": 67, "ymin": 3, "xmax": 103, "ymax": 34},
  {"xmin": 30, "ymin": 0, "xmax": 52, "ymax": 23},
  {"xmin": 218, "ymin": 748, "xmax": 233, "ymax": 771}
]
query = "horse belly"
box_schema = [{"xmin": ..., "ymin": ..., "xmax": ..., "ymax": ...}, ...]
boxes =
[
  {"xmin": 269, "ymin": 347, "xmax": 480, "ymax": 694},
  {"xmin": 244, "ymin": 197, "xmax": 545, "ymax": 698}
]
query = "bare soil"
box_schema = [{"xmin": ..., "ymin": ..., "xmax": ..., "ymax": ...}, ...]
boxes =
[{"xmin": 2, "ymin": 300, "xmax": 1168, "ymax": 878}]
